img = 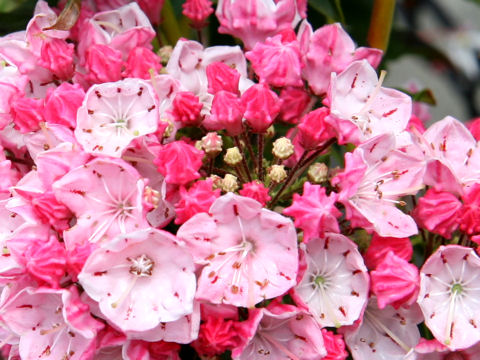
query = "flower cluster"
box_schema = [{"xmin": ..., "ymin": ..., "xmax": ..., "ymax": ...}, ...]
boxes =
[{"xmin": 0, "ymin": 0, "xmax": 479, "ymax": 359}]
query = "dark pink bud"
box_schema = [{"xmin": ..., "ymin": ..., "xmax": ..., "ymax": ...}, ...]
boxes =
[
  {"xmin": 11, "ymin": 96, "xmax": 44, "ymax": 133},
  {"xmin": 182, "ymin": 0, "xmax": 214, "ymax": 29},
  {"xmin": 39, "ymin": 39, "xmax": 75, "ymax": 80},
  {"xmin": 241, "ymin": 84, "xmax": 282, "ymax": 133},
  {"xmin": 170, "ymin": 91, "xmax": 203, "ymax": 126},
  {"xmin": 239, "ymin": 181, "xmax": 271, "ymax": 206},
  {"xmin": 206, "ymin": 62, "xmax": 240, "ymax": 95},
  {"xmin": 298, "ymin": 107, "xmax": 335, "ymax": 149},
  {"xmin": 123, "ymin": 47, "xmax": 162, "ymax": 79},
  {"xmin": 44, "ymin": 83, "xmax": 85, "ymax": 128},
  {"xmin": 205, "ymin": 90, "xmax": 244, "ymax": 136},
  {"xmin": 364, "ymin": 233, "xmax": 413, "ymax": 270}
]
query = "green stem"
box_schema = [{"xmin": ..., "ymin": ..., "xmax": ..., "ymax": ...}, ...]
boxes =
[
  {"xmin": 367, "ymin": 0, "xmax": 396, "ymax": 52},
  {"xmin": 159, "ymin": 0, "xmax": 183, "ymax": 46}
]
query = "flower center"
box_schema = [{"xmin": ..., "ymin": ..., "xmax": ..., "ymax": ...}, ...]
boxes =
[
  {"xmin": 451, "ymin": 283, "xmax": 463, "ymax": 295},
  {"xmin": 314, "ymin": 275, "xmax": 326, "ymax": 286},
  {"xmin": 128, "ymin": 254, "xmax": 155, "ymax": 277}
]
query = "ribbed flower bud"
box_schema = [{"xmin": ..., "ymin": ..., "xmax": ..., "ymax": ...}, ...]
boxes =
[
  {"xmin": 201, "ymin": 132, "xmax": 223, "ymax": 157},
  {"xmin": 221, "ymin": 174, "xmax": 239, "ymax": 192},
  {"xmin": 224, "ymin": 147, "xmax": 242, "ymax": 166},
  {"xmin": 308, "ymin": 163, "xmax": 329, "ymax": 183},
  {"xmin": 272, "ymin": 137, "xmax": 294, "ymax": 160},
  {"xmin": 269, "ymin": 165, "xmax": 287, "ymax": 183}
]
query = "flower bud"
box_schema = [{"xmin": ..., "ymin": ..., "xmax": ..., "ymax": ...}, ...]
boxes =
[
  {"xmin": 201, "ymin": 132, "xmax": 223, "ymax": 157},
  {"xmin": 158, "ymin": 45, "xmax": 173, "ymax": 65},
  {"xmin": 224, "ymin": 147, "xmax": 242, "ymax": 166},
  {"xmin": 307, "ymin": 163, "xmax": 328, "ymax": 183},
  {"xmin": 221, "ymin": 174, "xmax": 239, "ymax": 192},
  {"xmin": 269, "ymin": 165, "xmax": 287, "ymax": 183},
  {"xmin": 272, "ymin": 137, "xmax": 294, "ymax": 160}
]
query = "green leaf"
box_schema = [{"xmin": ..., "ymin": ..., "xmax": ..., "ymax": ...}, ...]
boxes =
[
  {"xmin": 309, "ymin": 0, "xmax": 345, "ymax": 23},
  {"xmin": 0, "ymin": 0, "xmax": 25, "ymax": 13},
  {"xmin": 396, "ymin": 87, "xmax": 437, "ymax": 105}
]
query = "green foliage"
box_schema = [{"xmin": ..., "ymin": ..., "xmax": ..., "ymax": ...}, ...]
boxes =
[{"xmin": 308, "ymin": 0, "xmax": 346, "ymax": 23}]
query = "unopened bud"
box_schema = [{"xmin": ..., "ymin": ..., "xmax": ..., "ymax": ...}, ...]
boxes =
[
  {"xmin": 194, "ymin": 140, "xmax": 203, "ymax": 151},
  {"xmin": 224, "ymin": 147, "xmax": 242, "ymax": 166},
  {"xmin": 265, "ymin": 125, "xmax": 275, "ymax": 139},
  {"xmin": 209, "ymin": 175, "xmax": 222, "ymax": 190},
  {"xmin": 272, "ymin": 137, "xmax": 294, "ymax": 160},
  {"xmin": 158, "ymin": 45, "xmax": 173, "ymax": 65},
  {"xmin": 307, "ymin": 163, "xmax": 329, "ymax": 183},
  {"xmin": 202, "ymin": 132, "xmax": 223, "ymax": 157},
  {"xmin": 221, "ymin": 174, "xmax": 239, "ymax": 192},
  {"xmin": 269, "ymin": 165, "xmax": 287, "ymax": 183}
]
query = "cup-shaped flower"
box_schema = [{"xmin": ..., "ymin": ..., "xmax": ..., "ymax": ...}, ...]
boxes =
[
  {"xmin": 177, "ymin": 193, "xmax": 298, "ymax": 307},
  {"xmin": 418, "ymin": 245, "xmax": 480, "ymax": 350},
  {"xmin": 293, "ymin": 233, "xmax": 369, "ymax": 328},
  {"xmin": 78, "ymin": 228, "xmax": 196, "ymax": 332},
  {"xmin": 75, "ymin": 78, "xmax": 159, "ymax": 158}
]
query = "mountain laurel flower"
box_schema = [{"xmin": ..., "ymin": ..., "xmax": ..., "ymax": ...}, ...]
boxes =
[
  {"xmin": 182, "ymin": 0, "xmax": 214, "ymax": 29},
  {"xmin": 241, "ymin": 84, "xmax": 282, "ymax": 133}
]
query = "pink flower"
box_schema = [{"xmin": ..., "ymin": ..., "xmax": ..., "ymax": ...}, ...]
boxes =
[
  {"xmin": 321, "ymin": 329, "xmax": 348, "ymax": 360},
  {"xmin": 412, "ymin": 188, "xmax": 461, "ymax": 239},
  {"xmin": 297, "ymin": 107, "xmax": 336, "ymax": 150},
  {"xmin": 459, "ymin": 183, "xmax": 480, "ymax": 235},
  {"xmin": 31, "ymin": 191, "xmax": 72, "ymax": 231},
  {"xmin": 174, "ymin": 179, "xmax": 220, "ymax": 224},
  {"xmin": 298, "ymin": 22, "xmax": 382, "ymax": 96},
  {"xmin": 233, "ymin": 303, "xmax": 327, "ymax": 359},
  {"xmin": 154, "ymin": 140, "xmax": 204, "ymax": 185},
  {"xmin": 8, "ymin": 224, "xmax": 66, "ymax": 287},
  {"xmin": 278, "ymin": 86, "xmax": 312, "ymax": 124},
  {"xmin": 364, "ymin": 233, "xmax": 413, "ymax": 270},
  {"xmin": 170, "ymin": 91, "xmax": 203, "ymax": 126},
  {"xmin": 11, "ymin": 96, "xmax": 44, "ymax": 133},
  {"xmin": 75, "ymin": 78, "xmax": 159, "ymax": 157},
  {"xmin": 205, "ymin": 90, "xmax": 244, "ymax": 135},
  {"xmin": 78, "ymin": 228, "xmax": 196, "ymax": 332},
  {"xmin": 332, "ymin": 134, "xmax": 424, "ymax": 238},
  {"xmin": 177, "ymin": 193, "xmax": 298, "ymax": 307},
  {"xmin": 136, "ymin": 0, "xmax": 166, "ymax": 24},
  {"xmin": 239, "ymin": 181, "xmax": 271, "ymax": 206},
  {"xmin": 371, "ymin": 251, "xmax": 420, "ymax": 309},
  {"xmin": 343, "ymin": 298, "xmax": 423, "ymax": 359},
  {"xmin": 246, "ymin": 34, "xmax": 303, "ymax": 87},
  {"xmin": 216, "ymin": 0, "xmax": 300, "ymax": 49},
  {"xmin": 206, "ymin": 61, "xmax": 240, "ymax": 95},
  {"xmin": 53, "ymin": 157, "xmax": 149, "ymax": 247},
  {"xmin": 182, "ymin": 0, "xmax": 214, "ymax": 29},
  {"xmin": 326, "ymin": 60, "xmax": 411, "ymax": 145},
  {"xmin": 38, "ymin": 39, "xmax": 74, "ymax": 80},
  {"xmin": 418, "ymin": 245, "xmax": 480, "ymax": 350},
  {"xmin": 293, "ymin": 233, "xmax": 369, "ymax": 328},
  {"xmin": 283, "ymin": 182, "xmax": 341, "ymax": 242},
  {"xmin": 44, "ymin": 83, "xmax": 85, "ymax": 128},
  {"xmin": 242, "ymin": 84, "xmax": 282, "ymax": 133},
  {"xmin": 123, "ymin": 47, "xmax": 162, "ymax": 79},
  {"xmin": 85, "ymin": 44, "xmax": 124, "ymax": 84}
]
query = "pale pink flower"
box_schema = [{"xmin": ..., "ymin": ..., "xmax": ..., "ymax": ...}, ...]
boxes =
[
  {"xmin": 413, "ymin": 338, "xmax": 480, "ymax": 360},
  {"xmin": 412, "ymin": 188, "xmax": 462, "ymax": 239},
  {"xmin": 343, "ymin": 298, "xmax": 423, "ymax": 360},
  {"xmin": 418, "ymin": 245, "xmax": 480, "ymax": 350},
  {"xmin": 371, "ymin": 251, "xmax": 420, "ymax": 309},
  {"xmin": 326, "ymin": 60, "xmax": 412, "ymax": 145},
  {"xmin": 233, "ymin": 303, "xmax": 327, "ymax": 360},
  {"xmin": 332, "ymin": 133, "xmax": 424, "ymax": 238},
  {"xmin": 78, "ymin": 2, "xmax": 155, "ymax": 61},
  {"xmin": 421, "ymin": 116, "xmax": 480, "ymax": 196},
  {"xmin": 75, "ymin": 78, "xmax": 159, "ymax": 157},
  {"xmin": 298, "ymin": 22, "xmax": 382, "ymax": 96},
  {"xmin": 0, "ymin": 286, "xmax": 102, "ymax": 360},
  {"xmin": 364, "ymin": 233, "xmax": 413, "ymax": 270},
  {"xmin": 283, "ymin": 182, "xmax": 341, "ymax": 242},
  {"xmin": 177, "ymin": 193, "xmax": 298, "ymax": 307},
  {"xmin": 78, "ymin": 228, "xmax": 196, "ymax": 332},
  {"xmin": 293, "ymin": 233, "xmax": 369, "ymax": 328},
  {"xmin": 53, "ymin": 157, "xmax": 149, "ymax": 247},
  {"xmin": 246, "ymin": 34, "xmax": 304, "ymax": 88},
  {"xmin": 216, "ymin": 0, "xmax": 301, "ymax": 50}
]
